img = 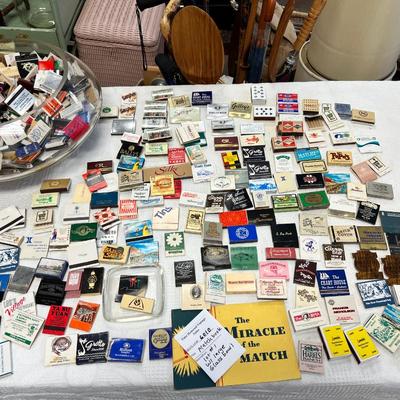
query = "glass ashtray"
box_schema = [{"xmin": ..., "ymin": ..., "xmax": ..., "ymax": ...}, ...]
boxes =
[{"xmin": 102, "ymin": 265, "xmax": 164, "ymax": 323}]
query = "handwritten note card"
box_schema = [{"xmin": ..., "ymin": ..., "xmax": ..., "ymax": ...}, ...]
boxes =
[{"xmin": 174, "ymin": 309, "xmax": 244, "ymax": 382}]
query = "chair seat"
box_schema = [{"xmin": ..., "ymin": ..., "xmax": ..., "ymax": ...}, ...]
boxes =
[{"xmin": 170, "ymin": 6, "xmax": 224, "ymax": 84}]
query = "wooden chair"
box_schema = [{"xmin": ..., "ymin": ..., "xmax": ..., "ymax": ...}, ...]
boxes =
[{"xmin": 159, "ymin": 0, "xmax": 225, "ymax": 84}]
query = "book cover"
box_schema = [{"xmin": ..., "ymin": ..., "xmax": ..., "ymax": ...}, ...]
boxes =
[
  {"xmin": 0, "ymin": 247, "xmax": 20, "ymax": 273},
  {"xmin": 380, "ymin": 211, "xmax": 400, "ymax": 234},
  {"xmin": 0, "ymin": 274, "xmax": 10, "ymax": 292},
  {"xmin": 356, "ymin": 280, "xmax": 394, "ymax": 308},
  {"xmin": 35, "ymin": 280, "xmax": 66, "ymax": 306},
  {"xmin": 43, "ymin": 306, "xmax": 72, "ymax": 336},
  {"xmin": 7, "ymin": 265, "xmax": 36, "ymax": 294},
  {"xmin": 382, "ymin": 304, "xmax": 400, "ymax": 329},
  {"xmin": 123, "ymin": 220, "xmax": 153, "ymax": 243},
  {"xmin": 230, "ymin": 246, "xmax": 258, "ymax": 270},
  {"xmin": 90, "ymin": 191, "xmax": 119, "ymax": 209},
  {"xmin": 257, "ymin": 279, "xmax": 287, "ymax": 300},
  {"xmin": 44, "ymin": 335, "xmax": 77, "ymax": 366},
  {"xmin": 149, "ymin": 328, "xmax": 173, "ymax": 360},
  {"xmin": 272, "ymin": 194, "xmax": 299, "ymax": 212},
  {"xmin": 99, "ymin": 245, "xmax": 129, "ymax": 265},
  {"xmin": 357, "ymin": 226, "xmax": 387, "ymax": 251},
  {"xmin": 323, "ymin": 173, "xmax": 350, "ymax": 194},
  {"xmin": 35, "ymin": 257, "xmax": 68, "ymax": 281},
  {"xmin": 219, "ymin": 210, "xmax": 248, "ymax": 227},
  {"xmin": 205, "ymin": 272, "xmax": 226, "ymax": 304},
  {"xmin": 299, "ymin": 237, "xmax": 321, "ymax": 261},
  {"xmin": 298, "ymin": 190, "xmax": 330, "ymax": 210},
  {"xmin": 210, "ymin": 301, "xmax": 301, "ymax": 386},
  {"xmin": 345, "ymin": 326, "xmax": 379, "ymax": 363},
  {"xmin": 228, "ymin": 224, "xmax": 258, "ymax": 244},
  {"xmin": 65, "ymin": 270, "xmax": 83, "ymax": 296},
  {"xmin": 323, "ymin": 243, "xmax": 346, "ymax": 268},
  {"xmin": 202, "ymin": 221, "xmax": 223, "ymax": 245},
  {"xmin": 20, "ymin": 235, "xmax": 49, "ymax": 260},
  {"xmin": 70, "ymin": 222, "xmax": 98, "ymax": 242},
  {"xmin": 174, "ymin": 260, "xmax": 196, "ymax": 287},
  {"xmin": 325, "ymin": 295, "xmax": 360, "ymax": 324},
  {"xmin": 289, "ymin": 305, "xmax": 326, "ymax": 331},
  {"xmin": 298, "ymin": 340, "xmax": 324, "ymax": 374},
  {"xmin": 181, "ymin": 284, "xmax": 209, "ymax": 310},
  {"xmin": 266, "ymin": 247, "xmax": 296, "ymax": 260},
  {"xmin": 329, "ymin": 225, "xmax": 359, "ymax": 244},
  {"xmin": 319, "ymin": 325, "xmax": 351, "ymax": 359},
  {"xmin": 174, "ymin": 309, "xmax": 245, "ymax": 383},
  {"xmin": 80, "ymin": 267, "xmax": 104, "ymax": 296},
  {"xmin": 201, "ymin": 246, "xmax": 231, "ymax": 271},
  {"xmin": 317, "ymin": 269, "xmax": 350, "ymax": 297},
  {"xmin": 107, "ymin": 338, "xmax": 145, "ymax": 362},
  {"xmin": 295, "ymin": 285, "xmax": 319, "ymax": 308},
  {"xmin": 259, "ymin": 261, "xmax": 289, "ymax": 280},
  {"xmin": 3, "ymin": 310, "xmax": 44, "ymax": 348},
  {"xmin": 172, "ymin": 302, "xmax": 300, "ymax": 389},
  {"xmin": 69, "ymin": 301, "xmax": 100, "ymax": 332},
  {"xmin": 329, "ymin": 197, "xmax": 357, "ymax": 219},
  {"xmin": 1, "ymin": 293, "xmax": 36, "ymax": 322},
  {"xmin": 364, "ymin": 314, "xmax": 400, "ymax": 353},
  {"xmin": 299, "ymin": 214, "xmax": 328, "ymax": 236},
  {"xmin": 293, "ymin": 260, "xmax": 317, "ymax": 287},
  {"xmin": 128, "ymin": 241, "xmax": 159, "ymax": 265},
  {"xmin": 247, "ymin": 209, "xmax": 276, "ymax": 226},
  {"xmin": 225, "ymin": 272, "xmax": 256, "ymax": 294},
  {"xmin": 172, "ymin": 309, "xmax": 214, "ymax": 390},
  {"xmin": 271, "ymin": 223, "xmax": 299, "ymax": 248},
  {"xmin": 68, "ymin": 240, "xmax": 99, "ymax": 269},
  {"xmin": 76, "ymin": 332, "xmax": 109, "ymax": 365}
]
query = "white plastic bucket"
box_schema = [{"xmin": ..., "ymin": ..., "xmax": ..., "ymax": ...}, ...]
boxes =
[
  {"xmin": 306, "ymin": 0, "xmax": 400, "ymax": 80},
  {"xmin": 295, "ymin": 41, "xmax": 397, "ymax": 82}
]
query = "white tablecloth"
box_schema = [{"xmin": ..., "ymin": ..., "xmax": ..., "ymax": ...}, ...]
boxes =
[{"xmin": 1, "ymin": 82, "xmax": 400, "ymax": 400}]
